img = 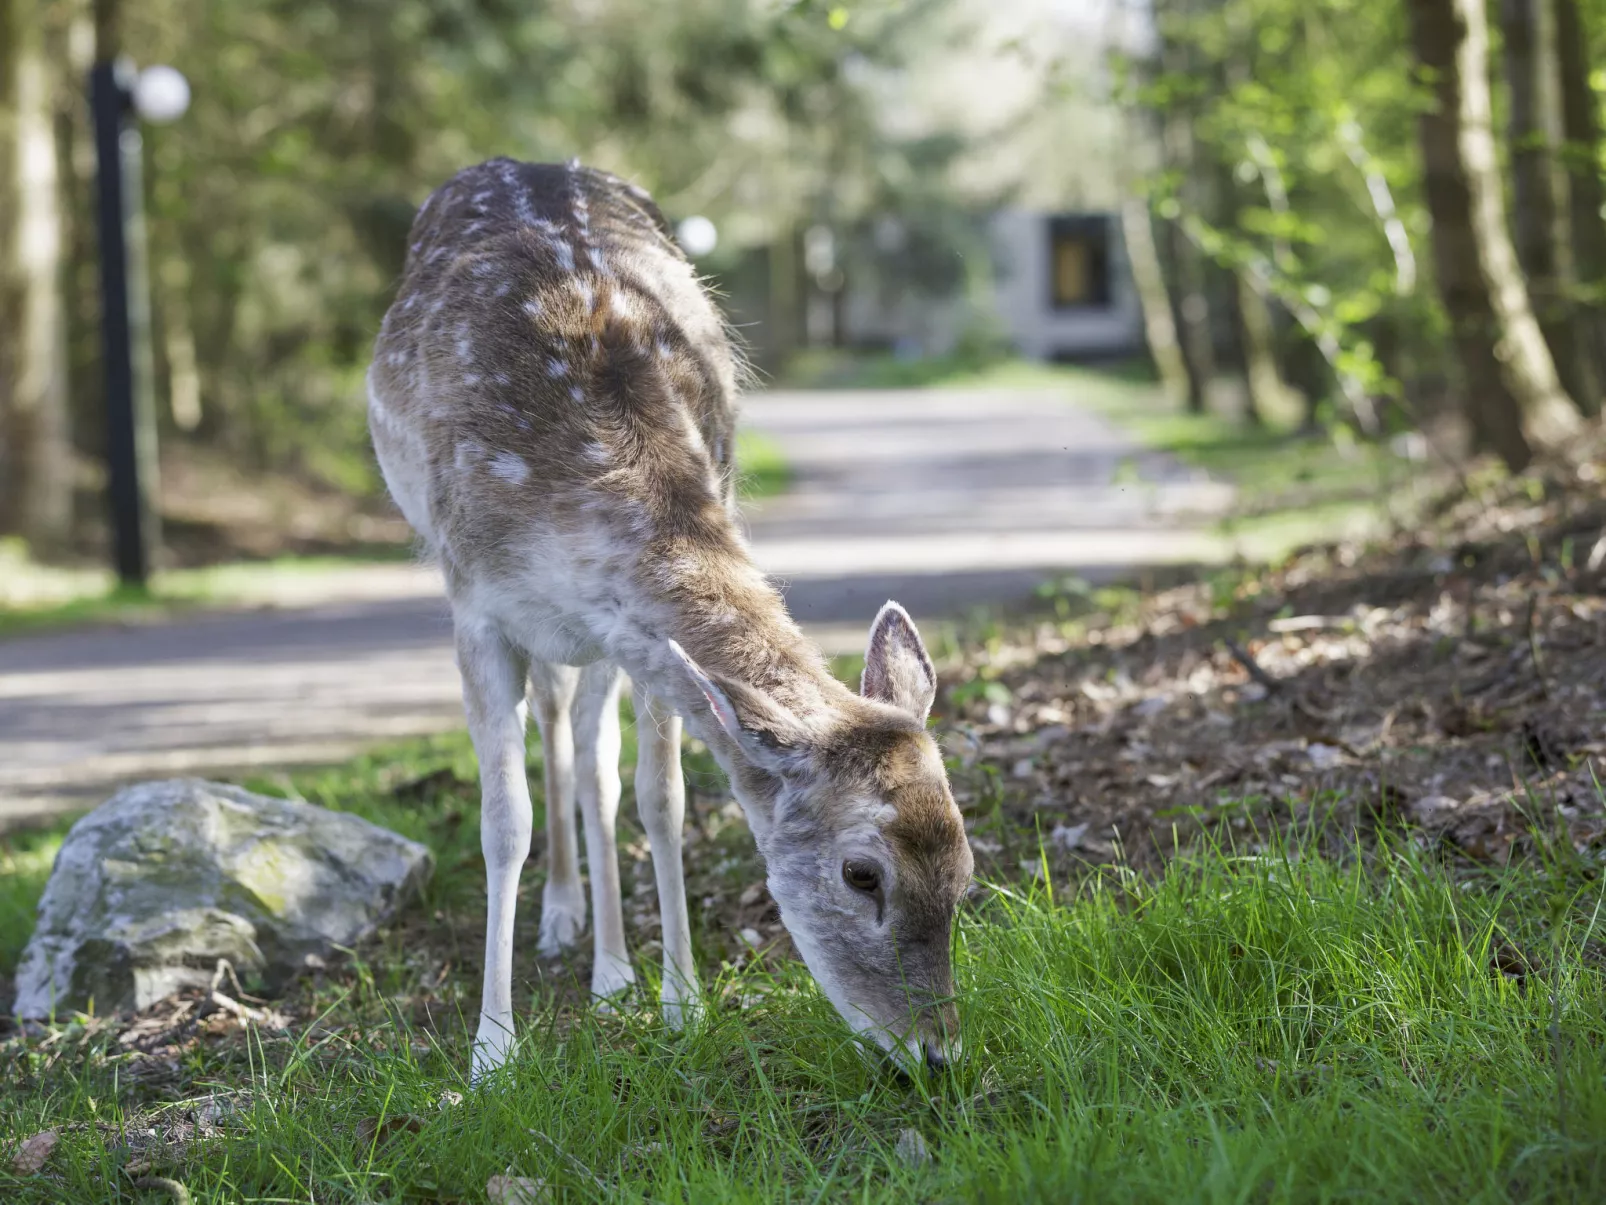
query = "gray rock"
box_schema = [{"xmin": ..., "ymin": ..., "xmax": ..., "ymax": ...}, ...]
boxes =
[{"xmin": 13, "ymin": 779, "xmax": 432, "ymax": 1018}]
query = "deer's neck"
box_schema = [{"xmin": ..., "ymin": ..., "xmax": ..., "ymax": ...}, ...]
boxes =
[
  {"xmin": 648, "ymin": 533, "xmax": 844, "ymax": 710},
  {"xmin": 615, "ymin": 525, "xmax": 851, "ymax": 777}
]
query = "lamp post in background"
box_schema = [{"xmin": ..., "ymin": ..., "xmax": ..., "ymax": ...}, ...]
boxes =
[{"xmin": 90, "ymin": 57, "xmax": 188, "ymax": 588}]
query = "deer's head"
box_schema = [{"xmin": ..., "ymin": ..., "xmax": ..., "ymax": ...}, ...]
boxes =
[{"xmin": 670, "ymin": 602, "xmax": 972, "ymax": 1073}]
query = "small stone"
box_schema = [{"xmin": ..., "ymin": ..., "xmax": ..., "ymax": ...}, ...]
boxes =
[
  {"xmin": 894, "ymin": 1128, "xmax": 930, "ymax": 1166},
  {"xmin": 738, "ymin": 927, "xmax": 764, "ymax": 950},
  {"xmin": 1409, "ymin": 794, "xmax": 1460, "ymax": 823},
  {"xmin": 1306, "ymin": 743, "xmax": 1344, "ymax": 770},
  {"xmin": 738, "ymin": 883, "xmax": 766, "ymax": 907},
  {"xmin": 487, "ymin": 1174, "xmax": 548, "ymax": 1204},
  {"xmin": 1050, "ymin": 822, "xmax": 1089, "ymax": 852}
]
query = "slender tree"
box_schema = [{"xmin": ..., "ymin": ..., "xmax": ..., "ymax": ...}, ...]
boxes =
[
  {"xmin": 1120, "ymin": 194, "xmax": 1192, "ymax": 409},
  {"xmin": 1554, "ymin": 0, "xmax": 1606, "ymax": 384},
  {"xmin": 0, "ymin": 0, "xmax": 73, "ymax": 546},
  {"xmin": 1500, "ymin": 0, "xmax": 1599, "ymax": 414}
]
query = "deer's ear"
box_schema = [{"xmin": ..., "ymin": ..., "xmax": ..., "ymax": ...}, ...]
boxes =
[
  {"xmin": 667, "ymin": 640, "xmax": 809, "ymax": 775},
  {"xmin": 861, "ymin": 601, "xmax": 936, "ymax": 722}
]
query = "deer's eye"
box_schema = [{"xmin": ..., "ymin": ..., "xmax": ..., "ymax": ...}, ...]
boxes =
[{"xmin": 842, "ymin": 860, "xmax": 882, "ymax": 895}]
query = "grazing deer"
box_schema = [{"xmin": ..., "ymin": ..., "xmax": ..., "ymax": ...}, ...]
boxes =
[{"xmin": 367, "ymin": 158, "xmax": 972, "ymax": 1079}]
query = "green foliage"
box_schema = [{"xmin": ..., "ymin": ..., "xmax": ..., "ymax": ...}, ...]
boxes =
[
  {"xmin": 113, "ymin": 0, "xmax": 975, "ymax": 492},
  {"xmin": 1128, "ymin": 0, "xmax": 1455, "ymax": 427}
]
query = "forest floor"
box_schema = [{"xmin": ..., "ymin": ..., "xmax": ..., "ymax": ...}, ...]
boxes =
[{"xmin": 2, "ymin": 431, "xmax": 1604, "ymax": 1202}]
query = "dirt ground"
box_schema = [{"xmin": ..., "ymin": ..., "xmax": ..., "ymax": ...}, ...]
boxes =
[{"xmin": 942, "ymin": 448, "xmax": 1606, "ymax": 891}]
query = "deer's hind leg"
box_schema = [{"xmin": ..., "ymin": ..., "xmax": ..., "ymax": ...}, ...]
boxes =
[
  {"xmin": 573, "ymin": 662, "xmax": 635, "ymax": 1001},
  {"xmin": 457, "ymin": 620, "xmax": 532, "ymax": 1080},
  {"xmin": 529, "ymin": 661, "xmax": 584, "ymax": 957}
]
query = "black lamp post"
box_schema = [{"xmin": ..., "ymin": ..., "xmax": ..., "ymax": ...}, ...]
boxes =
[{"xmin": 89, "ymin": 57, "xmax": 188, "ymax": 588}]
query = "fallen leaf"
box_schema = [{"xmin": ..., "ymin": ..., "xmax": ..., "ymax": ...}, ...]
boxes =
[
  {"xmin": 487, "ymin": 1173, "xmax": 549, "ymax": 1204},
  {"xmin": 10, "ymin": 1129, "xmax": 58, "ymax": 1174}
]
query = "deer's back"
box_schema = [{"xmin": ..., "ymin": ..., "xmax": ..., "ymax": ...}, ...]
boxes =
[{"xmin": 368, "ymin": 159, "xmax": 741, "ymax": 605}]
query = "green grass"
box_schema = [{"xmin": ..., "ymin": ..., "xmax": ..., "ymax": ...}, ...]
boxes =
[{"xmin": 5, "ymin": 725, "xmax": 1604, "ymax": 1201}]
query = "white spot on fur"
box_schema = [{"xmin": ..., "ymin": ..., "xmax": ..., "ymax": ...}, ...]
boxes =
[
  {"xmin": 573, "ymin": 279, "xmax": 594, "ymax": 310},
  {"xmin": 494, "ymin": 283, "xmax": 511, "ymax": 297},
  {"xmin": 546, "ymin": 358, "xmax": 568, "ymax": 378},
  {"xmin": 551, "ymin": 241, "xmax": 575, "ymax": 272},
  {"xmin": 569, "ymin": 385, "xmax": 585, "ymax": 403},
  {"xmin": 655, "ymin": 339, "xmax": 672, "ymax": 359},
  {"xmin": 588, "ymin": 247, "xmax": 608, "ymax": 273},
  {"xmin": 489, "ymin": 451, "xmax": 529, "ymax": 485},
  {"xmin": 523, "ymin": 299, "xmax": 542, "ymax": 317},
  {"xmin": 462, "ymin": 373, "xmax": 481, "ymax": 386},
  {"xmin": 493, "ymin": 372, "xmax": 512, "ymax": 386},
  {"xmin": 457, "ymin": 338, "xmax": 474, "ymax": 362},
  {"xmin": 582, "ymin": 440, "xmax": 610, "ymax": 464}
]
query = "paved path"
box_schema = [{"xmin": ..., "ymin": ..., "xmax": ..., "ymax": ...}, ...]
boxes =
[{"xmin": 0, "ymin": 388, "xmax": 1231, "ymax": 827}]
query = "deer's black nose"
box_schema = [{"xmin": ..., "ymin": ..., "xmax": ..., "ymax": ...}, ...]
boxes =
[{"xmin": 924, "ymin": 1043, "xmax": 948, "ymax": 1073}]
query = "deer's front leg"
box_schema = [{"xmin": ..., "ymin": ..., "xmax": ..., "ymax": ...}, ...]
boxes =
[
  {"xmin": 456, "ymin": 621, "xmax": 532, "ymax": 1081},
  {"xmin": 633, "ymin": 687, "xmax": 702, "ymax": 1028},
  {"xmin": 529, "ymin": 662, "xmax": 584, "ymax": 957},
  {"xmin": 574, "ymin": 662, "xmax": 635, "ymax": 1001}
]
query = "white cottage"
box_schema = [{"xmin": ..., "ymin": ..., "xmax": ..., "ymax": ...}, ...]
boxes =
[{"xmin": 987, "ymin": 208, "xmax": 1144, "ymax": 362}]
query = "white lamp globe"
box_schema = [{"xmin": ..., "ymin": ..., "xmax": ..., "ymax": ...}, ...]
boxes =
[
  {"xmin": 676, "ymin": 215, "xmax": 718, "ymax": 258},
  {"xmin": 133, "ymin": 65, "xmax": 191, "ymax": 124}
]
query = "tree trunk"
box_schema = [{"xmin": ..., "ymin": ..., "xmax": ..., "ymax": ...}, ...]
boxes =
[
  {"xmin": 1280, "ymin": 326, "xmax": 1330, "ymax": 433},
  {"xmin": 1500, "ymin": 0, "xmax": 1599, "ymax": 414},
  {"xmin": 1235, "ymin": 271, "xmax": 1282, "ymax": 426},
  {"xmin": 1160, "ymin": 101, "xmax": 1216, "ymax": 413},
  {"xmin": 1119, "ymin": 195, "xmax": 1191, "ymax": 409},
  {"xmin": 1165, "ymin": 213, "xmax": 1215, "ymax": 414},
  {"xmin": 1, "ymin": 0, "xmax": 74, "ymax": 547},
  {"xmin": 0, "ymin": 0, "xmax": 17, "ymax": 531},
  {"xmin": 1554, "ymin": 0, "xmax": 1606, "ymax": 385},
  {"xmin": 1407, "ymin": 0, "xmax": 1579, "ymax": 469}
]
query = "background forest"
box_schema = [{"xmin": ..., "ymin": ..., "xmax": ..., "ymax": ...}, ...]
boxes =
[{"xmin": 2, "ymin": 0, "xmax": 1606, "ymax": 565}]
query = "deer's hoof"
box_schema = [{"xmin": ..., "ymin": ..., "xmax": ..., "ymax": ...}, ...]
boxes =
[
  {"xmin": 590, "ymin": 958, "xmax": 636, "ymax": 1009},
  {"xmin": 659, "ymin": 979, "xmax": 704, "ymax": 1031},
  {"xmin": 536, "ymin": 889, "xmax": 586, "ymax": 958},
  {"xmin": 471, "ymin": 1015, "xmax": 516, "ymax": 1082}
]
